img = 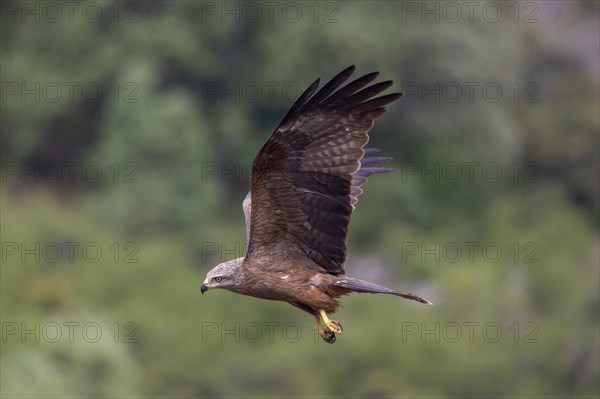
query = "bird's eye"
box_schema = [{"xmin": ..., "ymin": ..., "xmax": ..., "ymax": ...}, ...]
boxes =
[{"xmin": 214, "ymin": 276, "xmax": 222, "ymax": 283}]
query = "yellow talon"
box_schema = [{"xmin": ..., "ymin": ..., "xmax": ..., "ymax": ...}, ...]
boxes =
[
  {"xmin": 319, "ymin": 310, "xmax": 343, "ymax": 334},
  {"xmin": 314, "ymin": 314, "xmax": 336, "ymax": 344}
]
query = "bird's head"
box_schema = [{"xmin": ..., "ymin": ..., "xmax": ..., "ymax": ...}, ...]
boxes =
[{"xmin": 201, "ymin": 257, "xmax": 243, "ymax": 294}]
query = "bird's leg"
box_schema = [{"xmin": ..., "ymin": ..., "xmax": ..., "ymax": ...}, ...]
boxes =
[
  {"xmin": 319, "ymin": 309, "xmax": 343, "ymax": 335},
  {"xmin": 314, "ymin": 314, "xmax": 336, "ymax": 344}
]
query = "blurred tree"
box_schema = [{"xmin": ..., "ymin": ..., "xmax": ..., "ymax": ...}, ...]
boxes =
[{"xmin": 1, "ymin": 1, "xmax": 598, "ymax": 398}]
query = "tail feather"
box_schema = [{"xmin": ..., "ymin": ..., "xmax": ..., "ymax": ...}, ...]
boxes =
[{"xmin": 334, "ymin": 277, "xmax": 433, "ymax": 305}]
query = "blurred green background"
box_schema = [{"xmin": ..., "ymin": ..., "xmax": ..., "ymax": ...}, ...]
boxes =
[{"xmin": 1, "ymin": 1, "xmax": 599, "ymax": 398}]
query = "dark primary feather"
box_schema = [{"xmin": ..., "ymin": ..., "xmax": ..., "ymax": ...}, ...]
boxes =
[{"xmin": 246, "ymin": 66, "xmax": 401, "ymax": 275}]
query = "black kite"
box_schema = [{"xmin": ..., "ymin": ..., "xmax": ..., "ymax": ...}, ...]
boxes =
[{"xmin": 201, "ymin": 66, "xmax": 431, "ymax": 344}]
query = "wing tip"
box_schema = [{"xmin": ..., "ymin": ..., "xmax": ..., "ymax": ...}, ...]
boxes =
[{"xmin": 344, "ymin": 65, "xmax": 356, "ymax": 74}]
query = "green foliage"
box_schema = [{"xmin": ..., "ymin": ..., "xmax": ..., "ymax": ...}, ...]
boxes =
[{"xmin": 1, "ymin": 1, "xmax": 598, "ymax": 398}]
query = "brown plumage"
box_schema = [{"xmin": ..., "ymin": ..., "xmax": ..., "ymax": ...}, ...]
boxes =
[{"xmin": 201, "ymin": 66, "xmax": 431, "ymax": 344}]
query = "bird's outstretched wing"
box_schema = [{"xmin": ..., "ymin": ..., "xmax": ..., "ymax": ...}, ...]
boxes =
[
  {"xmin": 242, "ymin": 148, "xmax": 393, "ymax": 246},
  {"xmin": 245, "ymin": 66, "xmax": 401, "ymax": 275}
]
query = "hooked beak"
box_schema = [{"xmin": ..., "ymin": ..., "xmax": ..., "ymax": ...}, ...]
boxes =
[{"xmin": 201, "ymin": 283, "xmax": 209, "ymax": 295}]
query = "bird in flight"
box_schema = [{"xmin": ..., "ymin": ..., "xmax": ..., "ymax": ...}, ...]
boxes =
[{"xmin": 201, "ymin": 66, "xmax": 431, "ymax": 344}]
